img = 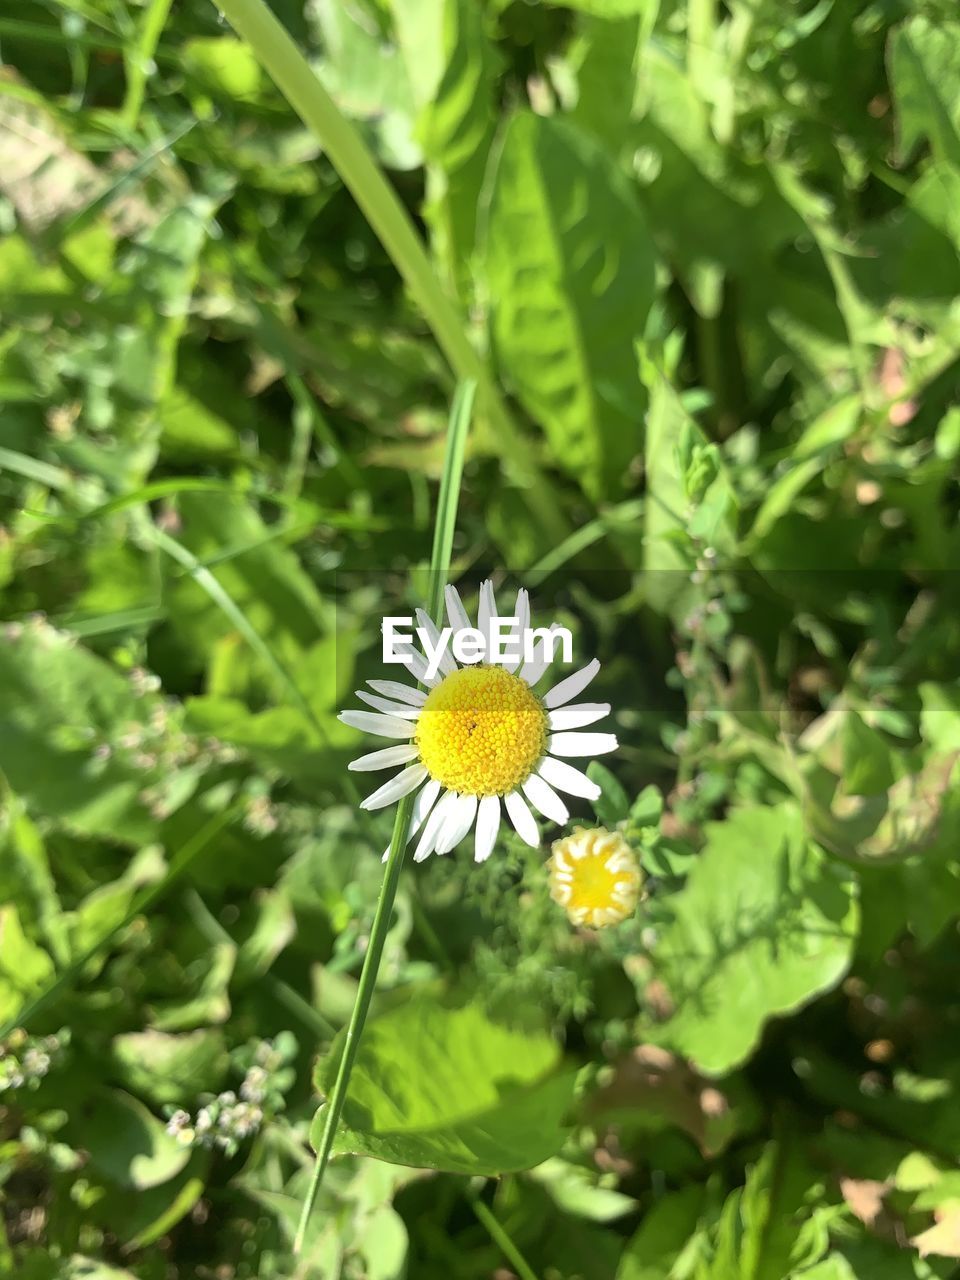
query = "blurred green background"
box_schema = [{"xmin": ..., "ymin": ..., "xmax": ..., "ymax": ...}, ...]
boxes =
[{"xmin": 2, "ymin": 0, "xmax": 960, "ymax": 1276}]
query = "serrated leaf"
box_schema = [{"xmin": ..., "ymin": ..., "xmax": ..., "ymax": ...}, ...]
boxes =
[
  {"xmin": 311, "ymin": 993, "xmax": 577, "ymax": 1174},
  {"xmin": 483, "ymin": 112, "xmax": 656, "ymax": 497},
  {"xmin": 642, "ymin": 805, "xmax": 859, "ymax": 1074}
]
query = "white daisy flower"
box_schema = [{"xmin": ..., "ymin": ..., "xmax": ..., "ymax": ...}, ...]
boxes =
[{"xmin": 338, "ymin": 581, "xmax": 618, "ymax": 863}]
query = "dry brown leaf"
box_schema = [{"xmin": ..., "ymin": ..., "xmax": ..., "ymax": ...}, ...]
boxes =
[{"xmin": 840, "ymin": 1176, "xmax": 890, "ymax": 1226}]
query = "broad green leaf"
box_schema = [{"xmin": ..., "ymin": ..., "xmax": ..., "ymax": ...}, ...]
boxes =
[
  {"xmin": 183, "ymin": 36, "xmax": 264, "ymax": 100},
  {"xmin": 0, "ymin": 903, "xmax": 55, "ymax": 1029},
  {"xmin": 110, "ymin": 1029, "xmax": 229, "ymax": 1107},
  {"xmin": 392, "ymin": 0, "xmax": 499, "ymax": 298},
  {"xmin": 617, "ymin": 1185, "xmax": 708, "ymax": 1280},
  {"xmin": 149, "ymin": 941, "xmax": 236, "ymax": 1032},
  {"xmin": 0, "ymin": 800, "xmax": 68, "ymax": 966},
  {"xmin": 163, "ymin": 491, "xmax": 332, "ymax": 703},
  {"xmin": 483, "ymin": 112, "xmax": 656, "ymax": 497},
  {"xmin": 312, "ymin": 993, "xmax": 577, "ymax": 1174},
  {"xmin": 801, "ymin": 752, "xmax": 959, "ymax": 864},
  {"xmin": 889, "ymin": 16, "xmax": 960, "ymax": 167},
  {"xmin": 642, "ymin": 805, "xmax": 859, "ymax": 1074},
  {"xmin": 0, "ymin": 624, "xmax": 161, "ymax": 841},
  {"xmin": 841, "ymin": 710, "xmax": 896, "ymax": 798},
  {"xmin": 63, "ymin": 1088, "xmax": 190, "ymax": 1190},
  {"xmin": 530, "ymin": 1157, "xmax": 636, "ymax": 1223}
]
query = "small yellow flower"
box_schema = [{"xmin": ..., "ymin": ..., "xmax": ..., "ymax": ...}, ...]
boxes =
[{"xmin": 548, "ymin": 826, "xmax": 643, "ymax": 928}]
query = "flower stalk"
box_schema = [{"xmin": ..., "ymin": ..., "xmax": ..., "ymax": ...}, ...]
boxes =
[{"xmin": 293, "ymin": 381, "xmax": 475, "ymax": 1253}]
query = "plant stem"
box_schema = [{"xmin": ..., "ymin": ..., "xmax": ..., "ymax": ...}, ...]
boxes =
[
  {"xmin": 467, "ymin": 1183, "xmax": 540, "ymax": 1280},
  {"xmin": 210, "ymin": 0, "xmax": 566, "ymax": 543},
  {"xmin": 293, "ymin": 381, "xmax": 475, "ymax": 1253},
  {"xmin": 121, "ymin": 0, "xmax": 174, "ymax": 130}
]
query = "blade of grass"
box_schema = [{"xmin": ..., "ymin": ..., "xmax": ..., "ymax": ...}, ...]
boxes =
[
  {"xmin": 208, "ymin": 0, "xmax": 566, "ymax": 545},
  {"xmin": 293, "ymin": 379, "xmax": 475, "ymax": 1253}
]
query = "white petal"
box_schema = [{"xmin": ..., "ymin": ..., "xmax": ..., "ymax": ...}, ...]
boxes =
[
  {"xmin": 538, "ymin": 757, "xmax": 602, "ymax": 801},
  {"xmin": 521, "ymin": 773, "xmax": 569, "ymax": 825},
  {"xmin": 519, "ymin": 623, "xmax": 566, "ymax": 688},
  {"xmin": 542, "ymin": 658, "xmax": 601, "ymax": 709},
  {"xmin": 474, "ymin": 795, "xmax": 501, "ymax": 862},
  {"xmin": 477, "ymin": 579, "xmax": 498, "ymax": 658},
  {"xmin": 356, "ymin": 690, "xmax": 421, "ymax": 719},
  {"xmin": 393, "ymin": 641, "xmax": 439, "ymax": 687},
  {"xmin": 415, "ymin": 608, "xmax": 457, "ymax": 677},
  {"xmin": 360, "ymin": 764, "xmax": 427, "ymax": 811},
  {"xmin": 349, "ymin": 743, "xmax": 420, "ymax": 772},
  {"xmin": 368, "ymin": 679, "xmax": 426, "ymax": 706},
  {"xmin": 504, "ymin": 790, "xmax": 540, "ymax": 847},
  {"xmin": 548, "ymin": 703, "xmax": 610, "ymax": 731},
  {"xmin": 380, "ymin": 778, "xmax": 441, "ymax": 861},
  {"xmin": 548, "ymin": 732, "xmax": 618, "ymax": 757},
  {"xmin": 502, "ymin": 587, "xmax": 530, "ymax": 674},
  {"xmin": 414, "ymin": 790, "xmax": 460, "ymax": 862},
  {"xmin": 434, "ymin": 793, "xmax": 478, "ymax": 854},
  {"xmin": 338, "ymin": 710, "xmax": 416, "ymax": 739},
  {"xmin": 445, "ymin": 583, "xmax": 471, "ymax": 636}
]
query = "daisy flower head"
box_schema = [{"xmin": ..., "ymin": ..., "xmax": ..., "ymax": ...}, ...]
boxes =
[
  {"xmin": 548, "ymin": 826, "xmax": 644, "ymax": 928},
  {"xmin": 338, "ymin": 581, "xmax": 618, "ymax": 863}
]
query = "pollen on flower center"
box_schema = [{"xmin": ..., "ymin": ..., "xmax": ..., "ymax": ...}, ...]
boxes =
[
  {"xmin": 415, "ymin": 665, "xmax": 547, "ymax": 797},
  {"xmin": 548, "ymin": 827, "xmax": 643, "ymax": 928}
]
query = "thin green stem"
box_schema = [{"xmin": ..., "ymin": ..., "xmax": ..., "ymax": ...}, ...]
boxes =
[
  {"xmin": 210, "ymin": 0, "xmax": 566, "ymax": 543},
  {"xmin": 292, "ymin": 381, "xmax": 475, "ymax": 1253},
  {"xmin": 121, "ymin": 0, "xmax": 174, "ymax": 130},
  {"xmin": 467, "ymin": 1184, "xmax": 540, "ymax": 1280}
]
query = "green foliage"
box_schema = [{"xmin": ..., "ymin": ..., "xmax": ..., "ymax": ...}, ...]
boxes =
[
  {"xmin": 2, "ymin": 0, "xmax": 960, "ymax": 1276},
  {"xmin": 641, "ymin": 806, "xmax": 859, "ymax": 1075},
  {"xmin": 313, "ymin": 992, "xmax": 577, "ymax": 1174}
]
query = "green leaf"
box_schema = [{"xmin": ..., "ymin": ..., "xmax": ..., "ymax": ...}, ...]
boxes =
[
  {"xmin": 0, "ymin": 902, "xmax": 55, "ymax": 1029},
  {"xmin": 0, "ymin": 625, "xmax": 160, "ymax": 842},
  {"xmin": 483, "ymin": 112, "xmax": 656, "ymax": 497},
  {"xmin": 616, "ymin": 1185, "xmax": 708, "ymax": 1280},
  {"xmin": 311, "ymin": 992, "xmax": 577, "ymax": 1174},
  {"xmin": 392, "ymin": 0, "xmax": 499, "ymax": 297},
  {"xmin": 110, "ymin": 1029, "xmax": 229, "ymax": 1107},
  {"xmin": 587, "ymin": 761, "xmax": 630, "ymax": 825},
  {"xmin": 183, "ymin": 36, "xmax": 264, "ymax": 100},
  {"xmin": 842, "ymin": 710, "xmax": 896, "ymax": 797},
  {"xmin": 702, "ymin": 1141, "xmax": 834, "ymax": 1279},
  {"xmin": 642, "ymin": 805, "xmax": 859, "ymax": 1075},
  {"xmin": 0, "ymin": 800, "xmax": 68, "ymax": 966},
  {"xmin": 64, "ymin": 1088, "xmax": 191, "ymax": 1190},
  {"xmin": 889, "ymin": 16, "xmax": 960, "ymax": 167}
]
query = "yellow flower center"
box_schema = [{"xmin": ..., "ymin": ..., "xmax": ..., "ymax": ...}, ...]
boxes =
[
  {"xmin": 415, "ymin": 665, "xmax": 547, "ymax": 797},
  {"xmin": 549, "ymin": 827, "xmax": 643, "ymax": 928}
]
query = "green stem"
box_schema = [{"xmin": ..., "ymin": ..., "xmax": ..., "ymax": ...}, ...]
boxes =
[
  {"xmin": 467, "ymin": 1184, "xmax": 540, "ymax": 1280},
  {"xmin": 122, "ymin": 0, "xmax": 174, "ymax": 130},
  {"xmin": 293, "ymin": 382, "xmax": 475, "ymax": 1253},
  {"xmin": 210, "ymin": 0, "xmax": 566, "ymax": 543}
]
